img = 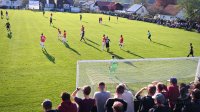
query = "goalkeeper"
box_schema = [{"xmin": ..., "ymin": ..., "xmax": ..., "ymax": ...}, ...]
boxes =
[{"xmin": 109, "ymin": 55, "xmax": 118, "ymax": 76}]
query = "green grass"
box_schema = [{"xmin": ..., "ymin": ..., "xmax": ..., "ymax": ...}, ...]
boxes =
[{"xmin": 0, "ymin": 9, "xmax": 199, "ymax": 112}]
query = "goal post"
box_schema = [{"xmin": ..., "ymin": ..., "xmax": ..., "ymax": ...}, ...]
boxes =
[{"xmin": 76, "ymin": 57, "xmax": 200, "ymax": 97}]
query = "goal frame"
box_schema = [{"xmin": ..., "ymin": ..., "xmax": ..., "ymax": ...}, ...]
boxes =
[{"xmin": 76, "ymin": 57, "xmax": 200, "ymax": 88}]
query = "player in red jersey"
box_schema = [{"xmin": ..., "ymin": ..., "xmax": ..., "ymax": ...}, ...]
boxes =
[
  {"xmin": 62, "ymin": 30, "xmax": 67, "ymax": 43},
  {"xmin": 119, "ymin": 35, "xmax": 124, "ymax": 49},
  {"xmin": 102, "ymin": 34, "xmax": 106, "ymax": 50},
  {"xmin": 58, "ymin": 28, "xmax": 62, "ymax": 40},
  {"xmin": 40, "ymin": 33, "xmax": 46, "ymax": 49}
]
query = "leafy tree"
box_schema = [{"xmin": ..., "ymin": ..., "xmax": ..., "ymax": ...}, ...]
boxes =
[{"xmin": 178, "ymin": 0, "xmax": 200, "ymax": 21}]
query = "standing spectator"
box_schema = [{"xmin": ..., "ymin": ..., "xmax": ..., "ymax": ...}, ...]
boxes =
[
  {"xmin": 72, "ymin": 85, "xmax": 95, "ymax": 112},
  {"xmin": 120, "ymin": 83, "xmax": 135, "ymax": 112},
  {"xmin": 112, "ymin": 101, "xmax": 124, "ymax": 112},
  {"xmin": 167, "ymin": 77, "xmax": 180, "ymax": 109},
  {"xmin": 58, "ymin": 92, "xmax": 77, "ymax": 112},
  {"xmin": 135, "ymin": 84, "xmax": 156, "ymax": 112},
  {"xmin": 149, "ymin": 93, "xmax": 170, "ymax": 112},
  {"xmin": 173, "ymin": 83, "xmax": 191, "ymax": 112},
  {"xmin": 42, "ymin": 99, "xmax": 59, "ymax": 112},
  {"xmin": 94, "ymin": 82, "xmax": 111, "ymax": 112},
  {"xmin": 182, "ymin": 89, "xmax": 200, "ymax": 112},
  {"xmin": 105, "ymin": 84, "xmax": 127, "ymax": 112}
]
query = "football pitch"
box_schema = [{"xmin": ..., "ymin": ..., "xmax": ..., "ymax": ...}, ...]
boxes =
[{"xmin": 0, "ymin": 10, "xmax": 200, "ymax": 112}]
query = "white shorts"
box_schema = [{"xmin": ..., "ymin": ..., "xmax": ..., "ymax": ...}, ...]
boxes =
[
  {"xmin": 40, "ymin": 42, "xmax": 44, "ymax": 46},
  {"xmin": 102, "ymin": 42, "xmax": 105, "ymax": 46},
  {"xmin": 62, "ymin": 38, "xmax": 66, "ymax": 42},
  {"xmin": 58, "ymin": 33, "xmax": 62, "ymax": 37}
]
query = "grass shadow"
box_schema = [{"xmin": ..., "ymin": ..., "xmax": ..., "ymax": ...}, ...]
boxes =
[
  {"xmin": 84, "ymin": 41, "xmax": 102, "ymax": 52},
  {"xmin": 122, "ymin": 49, "xmax": 144, "ymax": 59},
  {"xmin": 7, "ymin": 32, "xmax": 12, "ymax": 39},
  {"xmin": 108, "ymin": 52, "xmax": 136, "ymax": 67},
  {"xmin": 63, "ymin": 42, "xmax": 81, "ymax": 55},
  {"xmin": 152, "ymin": 41, "xmax": 172, "ymax": 48},
  {"xmin": 102, "ymin": 24, "xmax": 111, "ymax": 27},
  {"xmin": 42, "ymin": 48, "xmax": 55, "ymax": 64},
  {"xmin": 86, "ymin": 38, "xmax": 100, "ymax": 46},
  {"xmin": 82, "ymin": 21, "xmax": 88, "ymax": 23},
  {"xmin": 52, "ymin": 25, "xmax": 58, "ymax": 29}
]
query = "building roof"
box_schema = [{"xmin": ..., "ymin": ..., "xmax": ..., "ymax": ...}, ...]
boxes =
[
  {"xmin": 94, "ymin": 1, "xmax": 123, "ymax": 11},
  {"xmin": 127, "ymin": 4, "xmax": 143, "ymax": 12},
  {"xmin": 161, "ymin": 5, "xmax": 182, "ymax": 16}
]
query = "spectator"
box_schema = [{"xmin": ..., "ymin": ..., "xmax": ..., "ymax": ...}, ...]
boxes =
[
  {"xmin": 94, "ymin": 82, "xmax": 111, "ymax": 112},
  {"xmin": 120, "ymin": 83, "xmax": 135, "ymax": 112},
  {"xmin": 112, "ymin": 101, "xmax": 124, "ymax": 112},
  {"xmin": 182, "ymin": 89, "xmax": 200, "ymax": 112},
  {"xmin": 105, "ymin": 84, "xmax": 127, "ymax": 112},
  {"xmin": 173, "ymin": 83, "xmax": 191, "ymax": 112},
  {"xmin": 58, "ymin": 92, "xmax": 78, "ymax": 112},
  {"xmin": 72, "ymin": 85, "xmax": 95, "ymax": 112},
  {"xmin": 167, "ymin": 77, "xmax": 180, "ymax": 109},
  {"xmin": 135, "ymin": 84, "xmax": 156, "ymax": 112},
  {"xmin": 42, "ymin": 99, "xmax": 58, "ymax": 112},
  {"xmin": 149, "ymin": 93, "xmax": 170, "ymax": 112}
]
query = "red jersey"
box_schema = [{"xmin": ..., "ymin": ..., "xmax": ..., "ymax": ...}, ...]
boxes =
[
  {"xmin": 41, "ymin": 36, "xmax": 46, "ymax": 42},
  {"xmin": 64, "ymin": 32, "xmax": 67, "ymax": 38},
  {"xmin": 102, "ymin": 36, "xmax": 106, "ymax": 42},
  {"xmin": 120, "ymin": 37, "xmax": 124, "ymax": 43}
]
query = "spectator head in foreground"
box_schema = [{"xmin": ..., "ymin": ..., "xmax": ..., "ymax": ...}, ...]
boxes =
[
  {"xmin": 98, "ymin": 82, "xmax": 106, "ymax": 91},
  {"xmin": 61, "ymin": 92, "xmax": 70, "ymax": 101},
  {"xmin": 42, "ymin": 99, "xmax": 52, "ymax": 112},
  {"xmin": 148, "ymin": 84, "xmax": 157, "ymax": 96},
  {"xmin": 192, "ymin": 89, "xmax": 200, "ymax": 101},
  {"xmin": 58, "ymin": 92, "xmax": 77, "ymax": 112},
  {"xmin": 153, "ymin": 93, "xmax": 165, "ymax": 105},
  {"xmin": 112, "ymin": 101, "xmax": 124, "ymax": 112},
  {"xmin": 82, "ymin": 85, "xmax": 91, "ymax": 96},
  {"xmin": 115, "ymin": 84, "xmax": 125, "ymax": 96},
  {"xmin": 168, "ymin": 77, "xmax": 177, "ymax": 85}
]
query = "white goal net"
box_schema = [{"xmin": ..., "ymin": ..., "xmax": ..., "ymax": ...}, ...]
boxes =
[{"xmin": 76, "ymin": 57, "xmax": 200, "ymax": 97}]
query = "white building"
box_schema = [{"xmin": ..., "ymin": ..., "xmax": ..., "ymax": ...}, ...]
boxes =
[
  {"xmin": 157, "ymin": 5, "xmax": 186, "ymax": 21},
  {"xmin": 127, "ymin": 4, "xmax": 149, "ymax": 16},
  {"xmin": 81, "ymin": 1, "xmax": 98, "ymax": 12}
]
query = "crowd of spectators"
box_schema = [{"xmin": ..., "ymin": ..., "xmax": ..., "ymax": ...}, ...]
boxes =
[
  {"xmin": 42, "ymin": 77, "xmax": 200, "ymax": 112},
  {"xmin": 101, "ymin": 11, "xmax": 200, "ymax": 33}
]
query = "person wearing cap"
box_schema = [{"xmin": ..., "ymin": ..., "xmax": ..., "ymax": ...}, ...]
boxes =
[
  {"xmin": 105, "ymin": 84, "xmax": 127, "ymax": 112},
  {"xmin": 135, "ymin": 84, "xmax": 156, "ymax": 112},
  {"xmin": 182, "ymin": 89, "xmax": 200, "ymax": 112},
  {"xmin": 42, "ymin": 99, "xmax": 59, "ymax": 112},
  {"xmin": 57, "ymin": 92, "xmax": 77, "ymax": 112},
  {"xmin": 149, "ymin": 93, "xmax": 170, "ymax": 112},
  {"xmin": 94, "ymin": 82, "xmax": 111, "ymax": 112},
  {"xmin": 167, "ymin": 77, "xmax": 180, "ymax": 109},
  {"xmin": 72, "ymin": 85, "xmax": 96, "ymax": 112}
]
